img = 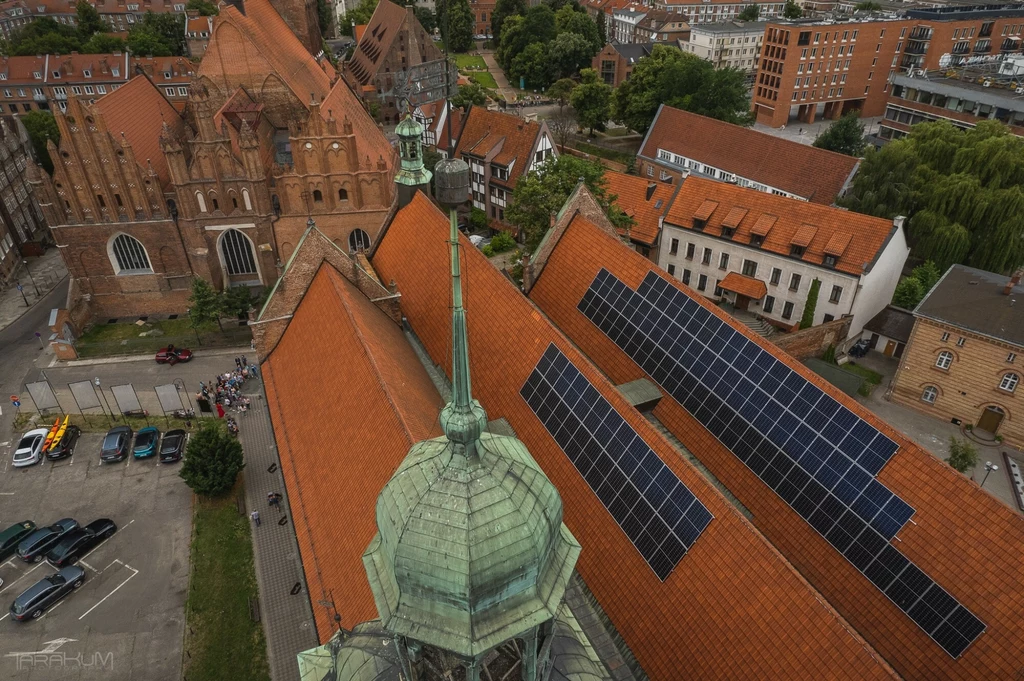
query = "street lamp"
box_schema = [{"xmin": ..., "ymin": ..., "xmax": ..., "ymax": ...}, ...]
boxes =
[
  {"xmin": 22, "ymin": 260, "xmax": 39, "ymax": 296},
  {"xmin": 94, "ymin": 377, "xmax": 115, "ymax": 425},
  {"xmin": 981, "ymin": 461, "xmax": 998, "ymax": 488}
]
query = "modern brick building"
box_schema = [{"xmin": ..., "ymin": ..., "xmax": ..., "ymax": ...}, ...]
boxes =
[
  {"xmin": 592, "ymin": 42, "xmax": 653, "ymax": 87},
  {"xmin": 753, "ymin": 5, "xmax": 1024, "ymax": 127},
  {"xmin": 891, "ymin": 265, "xmax": 1024, "ymax": 447},
  {"xmin": 39, "ymin": 0, "xmax": 395, "ymax": 323},
  {"xmin": 683, "ymin": 19, "xmax": 766, "ymax": 75},
  {"xmin": 454, "ymin": 106, "xmax": 555, "ymax": 224},
  {"xmin": 638, "ymin": 105, "xmax": 860, "ymax": 204},
  {"xmin": 657, "ymin": 175, "xmax": 908, "ymax": 337},
  {"xmin": 469, "ymin": 0, "xmax": 496, "ymax": 37}
]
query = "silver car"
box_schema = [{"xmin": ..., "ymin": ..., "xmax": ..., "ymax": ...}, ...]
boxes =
[{"xmin": 13, "ymin": 428, "xmax": 48, "ymax": 467}]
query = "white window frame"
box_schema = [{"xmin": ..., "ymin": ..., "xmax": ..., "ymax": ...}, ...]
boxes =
[
  {"xmin": 936, "ymin": 351, "xmax": 953, "ymax": 370},
  {"xmin": 921, "ymin": 386, "xmax": 937, "ymax": 404},
  {"xmin": 1000, "ymin": 373, "xmax": 1019, "ymax": 393}
]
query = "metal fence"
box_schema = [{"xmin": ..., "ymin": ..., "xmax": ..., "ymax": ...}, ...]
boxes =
[{"xmin": 74, "ymin": 327, "xmax": 252, "ymax": 359}]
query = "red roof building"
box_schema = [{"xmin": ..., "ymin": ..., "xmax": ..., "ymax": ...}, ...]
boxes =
[
  {"xmin": 526, "ymin": 202, "xmax": 1024, "ymax": 680},
  {"xmin": 601, "ymin": 169, "xmax": 678, "ymax": 259}
]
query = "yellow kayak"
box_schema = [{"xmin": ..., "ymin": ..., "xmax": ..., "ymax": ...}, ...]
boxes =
[
  {"xmin": 41, "ymin": 417, "xmax": 61, "ymax": 453},
  {"xmin": 46, "ymin": 415, "xmax": 71, "ymax": 452}
]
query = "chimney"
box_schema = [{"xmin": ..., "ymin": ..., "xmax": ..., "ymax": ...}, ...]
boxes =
[
  {"xmin": 1004, "ymin": 271, "xmax": 1021, "ymax": 295},
  {"xmin": 646, "ymin": 182, "xmax": 656, "ymax": 201},
  {"xmin": 893, "ymin": 214, "xmax": 906, "ymax": 230}
]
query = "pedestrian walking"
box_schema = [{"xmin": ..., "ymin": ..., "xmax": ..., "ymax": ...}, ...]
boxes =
[
  {"xmin": 216, "ymin": 402, "xmax": 225, "ymax": 419},
  {"xmin": 235, "ymin": 356, "xmax": 242, "ymax": 370},
  {"xmin": 250, "ymin": 510, "xmax": 261, "ymax": 526}
]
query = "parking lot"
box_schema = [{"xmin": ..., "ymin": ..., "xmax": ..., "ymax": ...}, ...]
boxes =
[{"xmin": 0, "ymin": 429, "xmax": 191, "ymax": 680}]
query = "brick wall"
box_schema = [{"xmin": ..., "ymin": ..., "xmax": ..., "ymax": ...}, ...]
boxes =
[
  {"xmin": 773, "ymin": 316, "xmax": 851, "ymax": 360},
  {"xmin": 891, "ymin": 317, "xmax": 1024, "ymax": 448}
]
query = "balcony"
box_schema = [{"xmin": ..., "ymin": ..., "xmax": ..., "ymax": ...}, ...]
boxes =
[
  {"xmin": 974, "ymin": 41, "xmax": 992, "ymax": 54},
  {"xmin": 1001, "ymin": 38, "xmax": 1022, "ymax": 52},
  {"xmin": 952, "ymin": 44, "xmax": 971, "ymax": 55},
  {"xmin": 904, "ymin": 41, "xmax": 929, "ymax": 56},
  {"xmin": 909, "ymin": 27, "xmax": 933, "ymax": 41}
]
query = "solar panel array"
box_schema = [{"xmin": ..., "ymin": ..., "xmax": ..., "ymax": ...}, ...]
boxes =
[
  {"xmin": 577, "ymin": 268, "xmax": 985, "ymax": 658},
  {"xmin": 521, "ymin": 343, "xmax": 713, "ymax": 580}
]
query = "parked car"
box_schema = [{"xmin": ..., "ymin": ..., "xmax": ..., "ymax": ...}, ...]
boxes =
[
  {"xmin": 155, "ymin": 346, "xmax": 193, "ymax": 365},
  {"xmin": 13, "ymin": 428, "xmax": 48, "ymax": 467},
  {"xmin": 0, "ymin": 521, "xmax": 36, "ymax": 562},
  {"xmin": 848, "ymin": 338, "xmax": 872, "ymax": 358},
  {"xmin": 45, "ymin": 425, "xmax": 82, "ymax": 461},
  {"xmin": 132, "ymin": 426, "xmax": 160, "ymax": 459},
  {"xmin": 9, "ymin": 566, "xmax": 86, "ymax": 621},
  {"xmin": 16, "ymin": 519, "xmax": 79, "ymax": 563},
  {"xmin": 100, "ymin": 426, "xmax": 133, "ymax": 463},
  {"xmin": 159, "ymin": 429, "xmax": 187, "ymax": 463},
  {"xmin": 45, "ymin": 519, "xmax": 117, "ymax": 568}
]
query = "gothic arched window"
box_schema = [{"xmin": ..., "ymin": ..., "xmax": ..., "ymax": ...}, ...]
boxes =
[{"xmin": 108, "ymin": 233, "xmax": 152, "ymax": 274}]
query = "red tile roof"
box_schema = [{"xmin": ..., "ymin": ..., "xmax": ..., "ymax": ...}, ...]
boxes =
[
  {"xmin": 321, "ymin": 78, "xmax": 394, "ymax": 169},
  {"xmin": 455, "ymin": 107, "xmax": 546, "ymax": 189},
  {"xmin": 602, "ymin": 170, "xmax": 676, "ymax": 247},
  {"xmin": 527, "ymin": 211, "xmax": 1024, "ymax": 680},
  {"xmin": 263, "ymin": 263, "xmax": 444, "ymax": 638},
  {"xmin": 93, "ymin": 75, "xmax": 185, "ymax": 186},
  {"xmin": 347, "ymin": 0, "xmax": 408, "ymax": 86},
  {"xmin": 640, "ymin": 105, "xmax": 860, "ymax": 204},
  {"xmin": 665, "ymin": 176, "xmax": 895, "ymax": 277},
  {"xmin": 371, "ymin": 193, "xmax": 896, "ymax": 680},
  {"xmin": 719, "ymin": 271, "xmax": 767, "ymax": 299}
]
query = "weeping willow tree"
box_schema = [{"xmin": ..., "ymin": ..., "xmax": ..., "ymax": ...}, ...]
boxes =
[{"xmin": 841, "ymin": 120, "xmax": 1024, "ymax": 273}]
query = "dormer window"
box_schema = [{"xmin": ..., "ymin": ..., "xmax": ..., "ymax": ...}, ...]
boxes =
[
  {"xmin": 790, "ymin": 245, "xmax": 806, "ymax": 257},
  {"xmin": 693, "ymin": 218, "xmax": 706, "ymax": 231},
  {"xmin": 127, "ymin": 3, "xmax": 139, "ymax": 9},
  {"xmin": 721, "ymin": 226, "xmax": 735, "ymax": 238},
  {"xmin": 823, "ymin": 254, "xmax": 838, "ymax": 268},
  {"xmin": 163, "ymin": 71, "xmax": 171, "ymax": 79},
  {"xmin": 32, "ymin": 71, "xmax": 41, "ymax": 79},
  {"xmin": 83, "ymin": 69, "xmax": 91, "ymax": 78},
  {"xmin": 52, "ymin": 71, "xmax": 60, "ymax": 79},
  {"xmin": 749, "ymin": 235, "xmax": 764, "ymax": 248},
  {"xmin": 112, "ymin": 67, "xmax": 120, "ymax": 77},
  {"xmin": 0, "ymin": 74, "xmax": 7, "ymax": 81},
  {"xmin": 491, "ymin": 164, "xmax": 510, "ymax": 182}
]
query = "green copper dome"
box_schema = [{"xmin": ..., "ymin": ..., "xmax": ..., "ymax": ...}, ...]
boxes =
[
  {"xmin": 363, "ymin": 431, "xmax": 580, "ymax": 658},
  {"xmin": 395, "ymin": 114, "xmax": 432, "ymax": 188}
]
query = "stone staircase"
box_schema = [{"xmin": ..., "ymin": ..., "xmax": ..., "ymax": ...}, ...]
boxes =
[{"xmin": 732, "ymin": 309, "xmax": 777, "ymax": 339}]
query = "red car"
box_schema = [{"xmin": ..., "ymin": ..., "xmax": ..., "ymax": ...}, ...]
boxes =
[{"xmin": 155, "ymin": 347, "xmax": 193, "ymax": 365}]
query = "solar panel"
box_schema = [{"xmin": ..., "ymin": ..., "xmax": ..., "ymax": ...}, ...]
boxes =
[
  {"xmin": 577, "ymin": 268, "xmax": 985, "ymax": 658},
  {"xmin": 521, "ymin": 343, "xmax": 713, "ymax": 581}
]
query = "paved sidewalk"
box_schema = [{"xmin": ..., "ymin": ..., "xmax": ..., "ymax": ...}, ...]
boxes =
[
  {"xmin": 238, "ymin": 381, "xmax": 318, "ymax": 681},
  {"xmin": 752, "ymin": 116, "xmax": 884, "ymax": 146},
  {"xmin": 0, "ymin": 247, "xmax": 68, "ymax": 332},
  {"xmin": 479, "ymin": 50, "xmax": 515, "ymax": 103}
]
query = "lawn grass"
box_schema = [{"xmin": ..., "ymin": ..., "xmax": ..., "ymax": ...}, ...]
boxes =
[
  {"xmin": 842, "ymin": 361, "xmax": 884, "ymax": 397},
  {"xmin": 184, "ymin": 488, "xmax": 270, "ymax": 681},
  {"xmin": 569, "ymin": 140, "xmax": 636, "ymax": 166},
  {"xmin": 455, "ymin": 54, "xmax": 486, "ymax": 69},
  {"xmin": 468, "ymin": 71, "xmax": 499, "ymax": 89},
  {"xmin": 12, "ymin": 411, "xmax": 206, "ymax": 433},
  {"xmin": 75, "ymin": 318, "xmax": 251, "ymax": 358}
]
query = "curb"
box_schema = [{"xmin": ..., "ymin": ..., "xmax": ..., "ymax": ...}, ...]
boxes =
[
  {"xmin": 53, "ymin": 346, "xmax": 253, "ymax": 368},
  {"xmin": 0, "ymin": 273, "xmax": 68, "ymax": 335}
]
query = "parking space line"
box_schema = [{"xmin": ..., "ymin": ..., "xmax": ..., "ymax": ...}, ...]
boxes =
[
  {"xmin": 37, "ymin": 598, "xmax": 65, "ymax": 621},
  {"xmin": 79, "ymin": 560, "xmax": 96, "ymax": 573},
  {"xmin": 78, "ymin": 565, "xmax": 138, "ymax": 621},
  {"xmin": 0, "ymin": 561, "xmax": 46, "ymax": 594}
]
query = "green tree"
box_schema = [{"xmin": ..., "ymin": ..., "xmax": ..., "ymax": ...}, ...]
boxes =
[
  {"xmin": 737, "ymin": 3, "xmax": 760, "ymax": 20},
  {"xmin": 451, "ymin": 81, "xmax": 489, "ymax": 109},
  {"xmin": 491, "ymin": 0, "xmax": 526, "ymax": 46},
  {"xmin": 188, "ymin": 277, "xmax": 225, "ymax": 331},
  {"xmin": 414, "ymin": 7, "xmax": 436, "ymax": 33},
  {"xmin": 800, "ymin": 278, "xmax": 820, "ymax": 329},
  {"xmin": 555, "ymin": 4, "xmax": 600, "ymax": 53},
  {"xmin": 346, "ymin": 0, "xmax": 379, "ymax": 33},
  {"xmin": 783, "ymin": 0, "xmax": 802, "ymax": 18},
  {"xmin": 840, "ymin": 120, "xmax": 1024, "ymax": 273},
  {"xmin": 222, "ymin": 285, "xmax": 257, "ymax": 319},
  {"xmin": 76, "ymin": 0, "xmax": 107, "ymax": 39},
  {"xmin": 82, "ymin": 33, "xmax": 127, "ymax": 53},
  {"xmin": 549, "ymin": 31, "xmax": 596, "ymax": 80},
  {"xmin": 468, "ymin": 206, "xmax": 489, "ymax": 231},
  {"xmin": 613, "ymin": 45, "xmax": 751, "ymax": 133},
  {"xmin": 548, "ymin": 77, "xmax": 577, "ymax": 110},
  {"xmin": 128, "ymin": 12, "xmax": 186, "ymax": 56},
  {"xmin": 179, "ymin": 421, "xmax": 245, "ymax": 497},
  {"xmin": 595, "ymin": 9, "xmax": 606, "ymax": 45},
  {"xmin": 946, "ymin": 436, "xmax": 978, "ymax": 475},
  {"xmin": 21, "ymin": 110, "xmax": 59, "ymax": 174},
  {"xmin": 911, "ymin": 260, "xmax": 941, "ymax": 294},
  {"xmin": 506, "ymin": 154, "xmax": 633, "ymax": 251},
  {"xmin": 855, "ymin": 1, "xmax": 882, "ymax": 10},
  {"xmin": 438, "ymin": 0, "xmax": 475, "ymax": 52},
  {"xmin": 4, "ymin": 18, "xmax": 82, "ymax": 56},
  {"xmin": 812, "ymin": 112, "xmax": 866, "ymax": 156},
  {"xmin": 570, "ymin": 68, "xmax": 611, "ymax": 134},
  {"xmin": 186, "ymin": 0, "xmax": 219, "ymax": 15},
  {"xmin": 510, "ymin": 42, "xmax": 550, "ymax": 89},
  {"xmin": 499, "ymin": 5, "xmax": 555, "ymax": 71},
  {"xmin": 891, "ymin": 277, "xmax": 925, "ymax": 309},
  {"xmin": 317, "ymin": 0, "xmax": 333, "ymax": 38}
]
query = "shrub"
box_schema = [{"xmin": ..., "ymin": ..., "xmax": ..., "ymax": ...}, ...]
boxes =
[
  {"xmin": 180, "ymin": 422, "xmax": 245, "ymax": 497},
  {"xmin": 490, "ymin": 231, "xmax": 516, "ymax": 253},
  {"xmin": 946, "ymin": 436, "xmax": 978, "ymax": 474},
  {"xmin": 482, "ymin": 244, "xmax": 495, "ymax": 257}
]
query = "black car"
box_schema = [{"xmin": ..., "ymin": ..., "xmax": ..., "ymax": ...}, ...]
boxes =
[
  {"xmin": 100, "ymin": 426, "xmax": 133, "ymax": 463},
  {"xmin": 16, "ymin": 519, "xmax": 79, "ymax": 563},
  {"xmin": 9, "ymin": 566, "xmax": 86, "ymax": 621},
  {"xmin": 159, "ymin": 429, "xmax": 187, "ymax": 463},
  {"xmin": 45, "ymin": 519, "xmax": 117, "ymax": 568},
  {"xmin": 45, "ymin": 425, "xmax": 82, "ymax": 461},
  {"xmin": 0, "ymin": 521, "xmax": 36, "ymax": 562}
]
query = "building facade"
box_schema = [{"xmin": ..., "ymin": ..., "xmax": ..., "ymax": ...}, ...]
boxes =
[
  {"xmin": 753, "ymin": 6, "xmax": 1024, "ymax": 127},
  {"xmin": 610, "ymin": 6, "xmax": 647, "ymax": 44},
  {"xmin": 0, "ymin": 0, "xmax": 187, "ymax": 39},
  {"xmin": 470, "ymin": 0, "xmax": 495, "ymax": 37},
  {"xmin": 653, "ymin": 0, "xmax": 784, "ymax": 23},
  {"xmin": 683, "ymin": 20, "xmax": 766, "ymax": 74},
  {"xmin": 593, "ymin": 42, "xmax": 653, "ymax": 86},
  {"xmin": 892, "ymin": 265, "xmax": 1024, "ymax": 447},
  {"xmin": 634, "ymin": 9, "xmax": 690, "ymax": 43},
  {"xmin": 657, "ymin": 175, "xmax": 907, "ymax": 337}
]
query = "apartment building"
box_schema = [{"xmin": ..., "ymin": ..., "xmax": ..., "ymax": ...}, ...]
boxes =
[
  {"xmin": 593, "ymin": 42, "xmax": 653, "ymax": 86},
  {"xmin": 638, "ymin": 105, "xmax": 860, "ymax": 204},
  {"xmin": 0, "ymin": 53, "xmax": 193, "ymax": 114},
  {"xmin": 658, "ymin": 175, "xmax": 908, "ymax": 337},
  {"xmin": 0, "ymin": 0, "xmax": 188, "ymax": 38},
  {"xmin": 753, "ymin": 5, "xmax": 1024, "ymax": 127},
  {"xmin": 879, "ymin": 61, "xmax": 1024, "ymax": 139},
  {"xmin": 684, "ymin": 20, "xmax": 766, "ymax": 73},
  {"xmin": 611, "ymin": 5, "xmax": 648, "ymax": 43},
  {"xmin": 891, "ymin": 265, "xmax": 1024, "ymax": 447},
  {"xmin": 635, "ymin": 9, "xmax": 690, "ymax": 42},
  {"xmin": 454, "ymin": 106, "xmax": 555, "ymax": 224},
  {"xmin": 185, "ymin": 11, "xmax": 214, "ymax": 58},
  {"xmin": 653, "ymin": 0, "xmax": 784, "ymax": 24}
]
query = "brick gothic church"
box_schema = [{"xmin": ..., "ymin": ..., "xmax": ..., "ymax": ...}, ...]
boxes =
[{"xmin": 37, "ymin": 0, "xmax": 394, "ymax": 322}]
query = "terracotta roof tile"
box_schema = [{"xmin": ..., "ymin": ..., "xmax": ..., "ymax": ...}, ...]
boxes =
[
  {"xmin": 371, "ymin": 194, "xmax": 897, "ymax": 680},
  {"xmin": 721, "ymin": 206, "xmax": 748, "ymax": 229},
  {"xmin": 263, "ymin": 263, "xmax": 444, "ymax": 638},
  {"xmin": 719, "ymin": 271, "xmax": 767, "ymax": 299},
  {"xmin": 321, "ymin": 78, "xmax": 394, "ymax": 168},
  {"xmin": 640, "ymin": 106, "xmax": 860, "ymax": 203},
  {"xmin": 93, "ymin": 75, "xmax": 185, "ymax": 186},
  {"xmin": 692, "ymin": 198, "xmax": 718, "ymax": 222},
  {"xmin": 527, "ymin": 212, "xmax": 1024, "ymax": 680},
  {"xmin": 824, "ymin": 231, "xmax": 853, "ymax": 256},
  {"xmin": 347, "ymin": 0, "xmax": 408, "ymax": 85},
  {"xmin": 791, "ymin": 222, "xmax": 817, "ymax": 247},
  {"xmin": 665, "ymin": 176, "xmax": 895, "ymax": 276},
  {"xmin": 455, "ymin": 107, "xmax": 546, "ymax": 189},
  {"xmin": 749, "ymin": 213, "xmax": 777, "ymax": 237},
  {"xmin": 602, "ymin": 170, "xmax": 675, "ymax": 246}
]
